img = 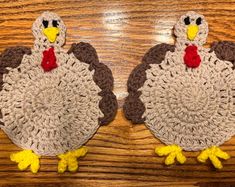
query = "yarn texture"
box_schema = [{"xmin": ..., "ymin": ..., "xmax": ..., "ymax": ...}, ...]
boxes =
[
  {"xmin": 0, "ymin": 48, "xmax": 103, "ymax": 156},
  {"xmin": 0, "ymin": 11, "xmax": 117, "ymax": 157},
  {"xmin": 184, "ymin": 45, "xmax": 201, "ymax": 68},
  {"xmin": 41, "ymin": 47, "xmax": 58, "ymax": 71},
  {"xmin": 197, "ymin": 146, "xmax": 230, "ymax": 169},
  {"xmin": 123, "ymin": 44, "xmax": 175, "ymax": 123},
  {"xmin": 124, "ymin": 11, "xmax": 235, "ymax": 152},
  {"xmin": 155, "ymin": 145, "xmax": 186, "ymax": 165},
  {"xmin": 10, "ymin": 150, "xmax": 40, "ymax": 173},
  {"xmin": 58, "ymin": 146, "xmax": 88, "ymax": 173},
  {"xmin": 140, "ymin": 49, "xmax": 235, "ymax": 151}
]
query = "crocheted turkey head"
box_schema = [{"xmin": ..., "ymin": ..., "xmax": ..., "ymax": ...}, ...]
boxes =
[
  {"xmin": 0, "ymin": 11, "xmax": 117, "ymax": 173},
  {"xmin": 174, "ymin": 11, "xmax": 208, "ymax": 50},
  {"xmin": 124, "ymin": 11, "xmax": 235, "ymax": 169},
  {"xmin": 33, "ymin": 11, "xmax": 66, "ymax": 52}
]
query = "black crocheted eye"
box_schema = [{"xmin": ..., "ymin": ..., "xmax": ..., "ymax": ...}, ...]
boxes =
[
  {"xmin": 52, "ymin": 20, "xmax": 59, "ymax": 27},
  {"xmin": 196, "ymin": 17, "xmax": 202, "ymax": 25},
  {"xmin": 184, "ymin": 16, "xmax": 190, "ymax": 25},
  {"xmin": 42, "ymin": 20, "xmax": 49, "ymax": 28}
]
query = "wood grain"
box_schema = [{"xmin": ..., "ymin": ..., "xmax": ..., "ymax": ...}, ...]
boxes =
[{"xmin": 0, "ymin": 0, "xmax": 235, "ymax": 186}]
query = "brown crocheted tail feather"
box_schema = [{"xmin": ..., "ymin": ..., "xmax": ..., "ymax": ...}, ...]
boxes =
[
  {"xmin": 68, "ymin": 42, "xmax": 118, "ymax": 125},
  {"xmin": 0, "ymin": 46, "xmax": 32, "ymax": 91},
  {"xmin": 210, "ymin": 41, "xmax": 235, "ymax": 68},
  {"xmin": 123, "ymin": 43, "xmax": 175, "ymax": 124}
]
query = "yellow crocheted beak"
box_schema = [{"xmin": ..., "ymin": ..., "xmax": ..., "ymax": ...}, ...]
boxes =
[
  {"xmin": 43, "ymin": 27, "xmax": 59, "ymax": 43},
  {"xmin": 187, "ymin": 24, "xmax": 199, "ymax": 41}
]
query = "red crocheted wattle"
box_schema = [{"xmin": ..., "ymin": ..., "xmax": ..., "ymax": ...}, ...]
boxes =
[
  {"xmin": 41, "ymin": 47, "xmax": 58, "ymax": 72},
  {"xmin": 184, "ymin": 45, "xmax": 201, "ymax": 68}
]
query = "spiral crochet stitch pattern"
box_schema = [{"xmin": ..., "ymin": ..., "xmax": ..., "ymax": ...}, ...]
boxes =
[
  {"xmin": 0, "ymin": 11, "xmax": 117, "ymax": 157},
  {"xmin": 140, "ymin": 49, "xmax": 235, "ymax": 151},
  {"xmin": 125, "ymin": 11, "xmax": 235, "ymax": 152}
]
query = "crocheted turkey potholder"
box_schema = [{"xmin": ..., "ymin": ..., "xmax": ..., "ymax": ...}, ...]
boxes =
[
  {"xmin": 0, "ymin": 11, "xmax": 117, "ymax": 173},
  {"xmin": 124, "ymin": 11, "xmax": 235, "ymax": 169}
]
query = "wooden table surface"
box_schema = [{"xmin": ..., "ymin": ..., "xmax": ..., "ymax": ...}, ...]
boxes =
[{"xmin": 0, "ymin": 0, "xmax": 235, "ymax": 186}]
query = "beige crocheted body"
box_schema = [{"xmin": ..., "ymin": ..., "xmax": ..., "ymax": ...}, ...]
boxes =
[
  {"xmin": 0, "ymin": 50, "xmax": 103, "ymax": 156},
  {"xmin": 140, "ymin": 48, "xmax": 235, "ymax": 151}
]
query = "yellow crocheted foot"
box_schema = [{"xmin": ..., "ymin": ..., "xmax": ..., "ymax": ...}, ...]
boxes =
[
  {"xmin": 197, "ymin": 146, "xmax": 230, "ymax": 169},
  {"xmin": 10, "ymin": 150, "xmax": 40, "ymax": 174},
  {"xmin": 155, "ymin": 145, "xmax": 186, "ymax": 165},
  {"xmin": 57, "ymin": 146, "xmax": 88, "ymax": 173}
]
